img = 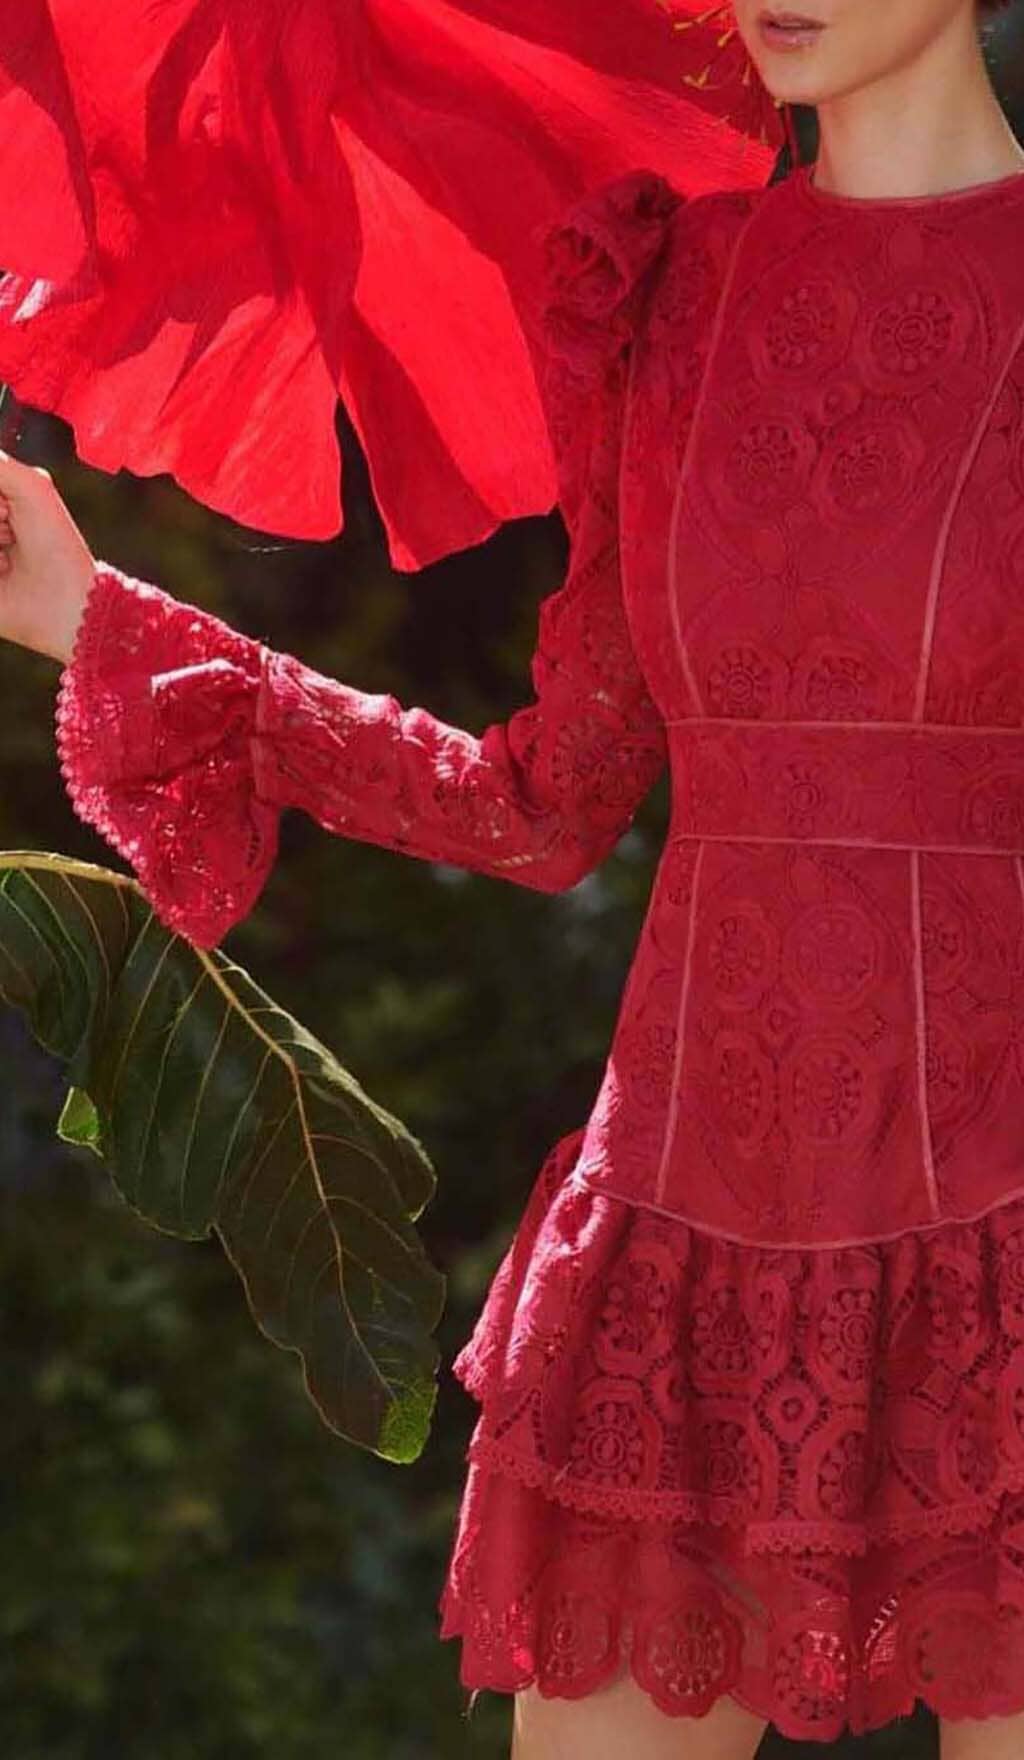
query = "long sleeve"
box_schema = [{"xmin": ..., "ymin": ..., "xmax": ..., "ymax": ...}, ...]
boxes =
[{"xmin": 55, "ymin": 171, "xmax": 682, "ymax": 950}]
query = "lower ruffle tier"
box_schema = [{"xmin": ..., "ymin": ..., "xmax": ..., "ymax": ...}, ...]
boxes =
[{"xmin": 437, "ymin": 1128, "xmax": 1024, "ymax": 1742}]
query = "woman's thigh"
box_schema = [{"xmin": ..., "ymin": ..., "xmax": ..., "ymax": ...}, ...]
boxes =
[
  {"xmin": 511, "ymin": 1674, "xmax": 768, "ymax": 1760},
  {"xmin": 940, "ymin": 1710, "xmax": 1024, "ymax": 1758}
]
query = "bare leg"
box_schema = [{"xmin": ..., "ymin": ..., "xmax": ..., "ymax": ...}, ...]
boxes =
[
  {"xmin": 940, "ymin": 1711, "xmax": 1024, "ymax": 1758},
  {"xmin": 511, "ymin": 1674, "xmax": 768, "ymax": 1760}
]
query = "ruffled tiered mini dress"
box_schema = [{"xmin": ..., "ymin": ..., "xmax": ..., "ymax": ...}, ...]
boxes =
[{"xmin": 55, "ymin": 157, "xmax": 1024, "ymax": 1741}]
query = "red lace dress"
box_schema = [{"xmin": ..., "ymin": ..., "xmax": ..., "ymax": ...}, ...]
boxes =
[{"xmin": 55, "ymin": 160, "xmax": 1024, "ymax": 1740}]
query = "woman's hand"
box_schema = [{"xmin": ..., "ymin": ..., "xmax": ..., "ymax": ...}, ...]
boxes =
[{"xmin": 0, "ymin": 450, "xmax": 97, "ymax": 664}]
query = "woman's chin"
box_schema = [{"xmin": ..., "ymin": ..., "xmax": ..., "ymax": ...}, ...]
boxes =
[
  {"xmin": 747, "ymin": 45, "xmax": 841, "ymax": 110},
  {"xmin": 756, "ymin": 67, "xmax": 830, "ymax": 107}
]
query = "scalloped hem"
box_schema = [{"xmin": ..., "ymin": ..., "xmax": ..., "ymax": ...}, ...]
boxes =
[
  {"xmin": 438, "ymin": 1456, "xmax": 1024, "ymax": 1742},
  {"xmin": 436, "ymin": 1605, "xmax": 925, "ymax": 1744},
  {"xmin": 438, "ymin": 1622, "xmax": 1024, "ymax": 1747}
]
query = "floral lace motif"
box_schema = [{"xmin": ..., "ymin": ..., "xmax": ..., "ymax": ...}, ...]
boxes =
[{"xmin": 440, "ymin": 1128, "xmax": 1024, "ymax": 1738}]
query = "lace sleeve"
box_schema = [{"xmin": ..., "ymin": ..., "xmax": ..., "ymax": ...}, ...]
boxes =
[{"xmin": 55, "ymin": 171, "xmax": 681, "ymax": 950}]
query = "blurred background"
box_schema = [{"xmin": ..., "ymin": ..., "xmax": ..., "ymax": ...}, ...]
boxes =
[{"xmin": 2, "ymin": 13, "xmax": 1024, "ymax": 1752}]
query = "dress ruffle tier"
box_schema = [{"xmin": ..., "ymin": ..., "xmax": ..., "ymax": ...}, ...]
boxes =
[{"xmin": 438, "ymin": 1128, "xmax": 1024, "ymax": 1739}]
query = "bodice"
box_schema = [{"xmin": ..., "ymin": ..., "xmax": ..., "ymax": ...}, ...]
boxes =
[{"xmin": 577, "ymin": 164, "xmax": 1024, "ymax": 1244}]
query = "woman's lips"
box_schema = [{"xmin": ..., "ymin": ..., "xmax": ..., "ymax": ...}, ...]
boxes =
[{"xmin": 758, "ymin": 11, "xmax": 826, "ymax": 48}]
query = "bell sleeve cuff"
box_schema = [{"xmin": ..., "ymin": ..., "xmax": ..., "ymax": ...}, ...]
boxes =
[{"xmin": 56, "ymin": 562, "xmax": 278, "ymax": 950}]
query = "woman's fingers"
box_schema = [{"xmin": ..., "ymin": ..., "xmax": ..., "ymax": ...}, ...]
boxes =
[
  {"xmin": 0, "ymin": 481, "xmax": 16, "ymax": 568},
  {"xmin": 0, "ymin": 485, "xmax": 16, "ymax": 552}
]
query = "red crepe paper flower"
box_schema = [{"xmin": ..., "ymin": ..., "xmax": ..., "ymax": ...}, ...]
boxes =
[
  {"xmin": 0, "ymin": 0, "xmax": 95, "ymax": 283},
  {"xmin": 0, "ymin": 0, "xmax": 779, "ymax": 570}
]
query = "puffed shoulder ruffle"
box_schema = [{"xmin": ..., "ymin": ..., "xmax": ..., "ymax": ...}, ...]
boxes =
[{"xmin": 537, "ymin": 169, "xmax": 684, "ymax": 380}]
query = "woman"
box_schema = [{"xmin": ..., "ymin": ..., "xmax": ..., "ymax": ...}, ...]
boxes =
[{"xmin": 2, "ymin": 0, "xmax": 1024, "ymax": 1752}]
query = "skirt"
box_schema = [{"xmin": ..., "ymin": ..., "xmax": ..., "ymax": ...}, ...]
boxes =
[{"xmin": 437, "ymin": 1127, "xmax": 1024, "ymax": 1743}]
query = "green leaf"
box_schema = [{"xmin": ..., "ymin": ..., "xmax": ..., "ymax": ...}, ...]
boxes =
[
  {"xmin": 58, "ymin": 1086, "xmax": 102, "ymax": 1154},
  {"xmin": 0, "ymin": 853, "xmax": 445, "ymax": 1463}
]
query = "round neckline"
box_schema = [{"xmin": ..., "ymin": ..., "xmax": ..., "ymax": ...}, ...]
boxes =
[{"xmin": 797, "ymin": 158, "xmax": 1024, "ymax": 210}]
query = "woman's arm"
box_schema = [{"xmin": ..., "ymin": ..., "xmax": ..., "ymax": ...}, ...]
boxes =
[{"xmin": 53, "ymin": 425, "xmax": 666, "ymax": 946}]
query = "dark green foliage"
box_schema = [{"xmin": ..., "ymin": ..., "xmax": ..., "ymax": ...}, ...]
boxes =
[{"xmin": 0, "ymin": 855, "xmax": 443, "ymax": 1462}]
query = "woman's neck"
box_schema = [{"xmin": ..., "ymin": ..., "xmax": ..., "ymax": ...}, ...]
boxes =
[{"xmin": 812, "ymin": 13, "xmax": 1024, "ymax": 199}]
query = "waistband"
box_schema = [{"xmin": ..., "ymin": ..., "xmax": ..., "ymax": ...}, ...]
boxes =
[{"xmin": 666, "ymin": 718, "xmax": 1024, "ymax": 855}]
